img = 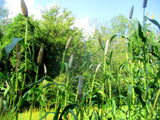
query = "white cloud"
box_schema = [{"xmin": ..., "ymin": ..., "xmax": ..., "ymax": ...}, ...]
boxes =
[
  {"xmin": 73, "ymin": 17, "xmax": 95, "ymax": 39},
  {"xmin": 6, "ymin": 0, "xmax": 21, "ymax": 18}
]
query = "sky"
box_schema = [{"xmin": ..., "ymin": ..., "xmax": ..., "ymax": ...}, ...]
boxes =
[{"xmin": 5, "ymin": 0, "xmax": 160, "ymax": 36}]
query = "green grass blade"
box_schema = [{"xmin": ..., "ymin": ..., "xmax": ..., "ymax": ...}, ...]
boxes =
[
  {"xmin": 5, "ymin": 38, "xmax": 23, "ymax": 58},
  {"xmin": 69, "ymin": 110, "xmax": 78, "ymax": 120},
  {"xmin": 0, "ymin": 72, "xmax": 7, "ymax": 80},
  {"xmin": 53, "ymin": 103, "xmax": 61, "ymax": 120},
  {"xmin": 39, "ymin": 112, "xmax": 56, "ymax": 120},
  {"xmin": 138, "ymin": 22, "xmax": 146, "ymax": 42},
  {"xmin": 112, "ymin": 99, "xmax": 116, "ymax": 119},
  {"xmin": 128, "ymin": 85, "xmax": 133, "ymax": 116},
  {"xmin": 146, "ymin": 17, "xmax": 160, "ymax": 30},
  {"xmin": 59, "ymin": 103, "xmax": 79, "ymax": 120}
]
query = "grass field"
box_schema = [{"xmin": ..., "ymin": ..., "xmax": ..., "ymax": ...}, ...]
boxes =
[{"xmin": 1, "ymin": 105, "xmax": 158, "ymax": 120}]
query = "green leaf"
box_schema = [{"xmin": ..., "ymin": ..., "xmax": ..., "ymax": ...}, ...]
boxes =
[
  {"xmin": 17, "ymin": 66, "xmax": 25, "ymax": 73},
  {"xmin": 146, "ymin": 86, "xmax": 150, "ymax": 100},
  {"xmin": 93, "ymin": 110, "xmax": 98, "ymax": 120},
  {"xmin": 44, "ymin": 76, "xmax": 54, "ymax": 82},
  {"xmin": 150, "ymin": 51, "xmax": 160, "ymax": 60},
  {"xmin": 112, "ymin": 99, "xmax": 116, "ymax": 119},
  {"xmin": 80, "ymin": 61, "xmax": 88, "ymax": 69},
  {"xmin": 146, "ymin": 17, "xmax": 160, "ymax": 30},
  {"xmin": 17, "ymin": 89, "xmax": 32, "ymax": 107},
  {"xmin": 127, "ymin": 85, "xmax": 133, "ymax": 111},
  {"xmin": 110, "ymin": 34, "xmax": 117, "ymax": 45},
  {"xmin": 39, "ymin": 112, "xmax": 56, "ymax": 120},
  {"xmin": 59, "ymin": 103, "xmax": 79, "ymax": 120},
  {"xmin": 118, "ymin": 64, "xmax": 125, "ymax": 72},
  {"xmin": 53, "ymin": 104, "xmax": 61, "ymax": 120},
  {"xmin": 69, "ymin": 110, "xmax": 78, "ymax": 120},
  {"xmin": 4, "ymin": 87, "xmax": 10, "ymax": 98},
  {"xmin": 92, "ymin": 110, "xmax": 101, "ymax": 120},
  {"xmin": 0, "ymin": 72, "xmax": 7, "ymax": 80},
  {"xmin": 138, "ymin": 22, "xmax": 146, "ymax": 42},
  {"xmin": 26, "ymin": 77, "xmax": 45, "ymax": 88},
  {"xmin": 89, "ymin": 111, "xmax": 93, "ymax": 120},
  {"xmin": 134, "ymin": 86, "xmax": 145, "ymax": 107},
  {"xmin": 5, "ymin": 38, "xmax": 23, "ymax": 58}
]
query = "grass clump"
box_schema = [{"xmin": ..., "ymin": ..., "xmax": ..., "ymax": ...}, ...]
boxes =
[{"xmin": 0, "ymin": 0, "xmax": 160, "ymax": 120}]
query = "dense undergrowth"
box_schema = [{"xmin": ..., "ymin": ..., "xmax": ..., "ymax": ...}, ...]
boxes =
[{"xmin": 0, "ymin": 0, "xmax": 160, "ymax": 120}]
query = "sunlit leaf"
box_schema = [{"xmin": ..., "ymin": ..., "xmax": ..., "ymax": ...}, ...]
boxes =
[
  {"xmin": 39, "ymin": 112, "xmax": 56, "ymax": 120},
  {"xmin": 5, "ymin": 38, "xmax": 23, "ymax": 58},
  {"xmin": 146, "ymin": 17, "xmax": 160, "ymax": 30},
  {"xmin": 127, "ymin": 85, "xmax": 133, "ymax": 111},
  {"xmin": 112, "ymin": 99, "xmax": 116, "ymax": 119},
  {"xmin": 53, "ymin": 104, "xmax": 61, "ymax": 120},
  {"xmin": 110, "ymin": 34, "xmax": 117, "ymax": 45},
  {"xmin": 69, "ymin": 110, "xmax": 78, "ymax": 120},
  {"xmin": 138, "ymin": 22, "xmax": 146, "ymax": 42},
  {"xmin": 59, "ymin": 103, "xmax": 79, "ymax": 120}
]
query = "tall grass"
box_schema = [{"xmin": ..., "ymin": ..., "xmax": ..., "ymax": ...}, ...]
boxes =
[
  {"xmin": 1, "ymin": 0, "xmax": 160, "ymax": 119},
  {"xmin": 15, "ymin": 1, "xmax": 29, "ymax": 119}
]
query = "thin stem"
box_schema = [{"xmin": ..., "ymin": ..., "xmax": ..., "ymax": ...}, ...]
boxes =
[
  {"xmin": 16, "ymin": 17, "xmax": 28, "ymax": 120},
  {"xmin": 102, "ymin": 51, "xmax": 106, "ymax": 119},
  {"xmin": 143, "ymin": 7, "xmax": 148, "ymax": 119},
  {"xmin": 30, "ymin": 66, "xmax": 39, "ymax": 120},
  {"xmin": 128, "ymin": 19, "xmax": 135, "ymax": 105},
  {"xmin": 65, "ymin": 69, "xmax": 70, "ymax": 106},
  {"xmin": 22, "ymin": 17, "xmax": 28, "ymax": 90},
  {"xmin": 152, "ymin": 88, "xmax": 160, "ymax": 111}
]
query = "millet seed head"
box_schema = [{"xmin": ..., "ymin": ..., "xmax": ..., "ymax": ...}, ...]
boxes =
[
  {"xmin": 143, "ymin": 0, "xmax": 147, "ymax": 8},
  {"xmin": 37, "ymin": 44, "xmax": 44, "ymax": 66},
  {"xmin": 21, "ymin": 0, "xmax": 28, "ymax": 17},
  {"xmin": 129, "ymin": 6, "xmax": 134, "ymax": 19}
]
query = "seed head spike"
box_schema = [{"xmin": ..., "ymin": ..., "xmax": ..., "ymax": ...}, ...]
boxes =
[
  {"xmin": 37, "ymin": 44, "xmax": 44, "ymax": 66},
  {"xmin": 16, "ymin": 52, "xmax": 21, "ymax": 72},
  {"xmin": 98, "ymin": 33, "xmax": 103, "ymax": 50},
  {"xmin": 43, "ymin": 63, "xmax": 47, "ymax": 75},
  {"xmin": 16, "ymin": 42, "xmax": 21, "ymax": 56},
  {"xmin": 95, "ymin": 63, "xmax": 101, "ymax": 73},
  {"xmin": 69, "ymin": 54, "xmax": 74, "ymax": 69},
  {"xmin": 129, "ymin": 6, "xmax": 134, "ymax": 19},
  {"xmin": 65, "ymin": 36, "xmax": 72, "ymax": 50},
  {"xmin": 105, "ymin": 39, "xmax": 109, "ymax": 56},
  {"xmin": 21, "ymin": 0, "xmax": 28, "ymax": 17},
  {"xmin": 77, "ymin": 75, "xmax": 83, "ymax": 100},
  {"xmin": 143, "ymin": 0, "xmax": 147, "ymax": 8}
]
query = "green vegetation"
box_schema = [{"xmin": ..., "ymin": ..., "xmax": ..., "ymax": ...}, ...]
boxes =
[{"xmin": 0, "ymin": 0, "xmax": 160, "ymax": 119}]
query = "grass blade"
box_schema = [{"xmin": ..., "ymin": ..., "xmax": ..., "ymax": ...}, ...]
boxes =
[
  {"xmin": 146, "ymin": 17, "xmax": 160, "ymax": 30},
  {"xmin": 53, "ymin": 103, "xmax": 61, "ymax": 120},
  {"xmin": 128, "ymin": 85, "xmax": 133, "ymax": 117},
  {"xmin": 59, "ymin": 103, "xmax": 79, "ymax": 120},
  {"xmin": 5, "ymin": 38, "xmax": 23, "ymax": 58},
  {"xmin": 39, "ymin": 112, "xmax": 56, "ymax": 120}
]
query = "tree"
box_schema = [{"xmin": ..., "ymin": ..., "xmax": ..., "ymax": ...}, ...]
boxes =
[
  {"xmin": 90, "ymin": 16, "xmax": 129, "ymax": 67},
  {"xmin": 1, "ymin": 4, "xmax": 84, "ymax": 79},
  {"xmin": 37, "ymin": 5, "xmax": 84, "ymax": 78},
  {"xmin": 0, "ymin": 0, "xmax": 8, "ymax": 22},
  {"xmin": 0, "ymin": 0, "xmax": 9, "ymax": 33},
  {"xmin": 110, "ymin": 15, "xmax": 128, "ymax": 36},
  {"xmin": 0, "ymin": 0, "xmax": 10, "ymax": 62}
]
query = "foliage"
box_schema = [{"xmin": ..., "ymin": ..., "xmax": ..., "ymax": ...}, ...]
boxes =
[
  {"xmin": 0, "ymin": 1, "xmax": 160, "ymax": 120},
  {"xmin": 110, "ymin": 14, "xmax": 128, "ymax": 36},
  {"xmin": 0, "ymin": 0, "xmax": 10, "ymax": 61}
]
